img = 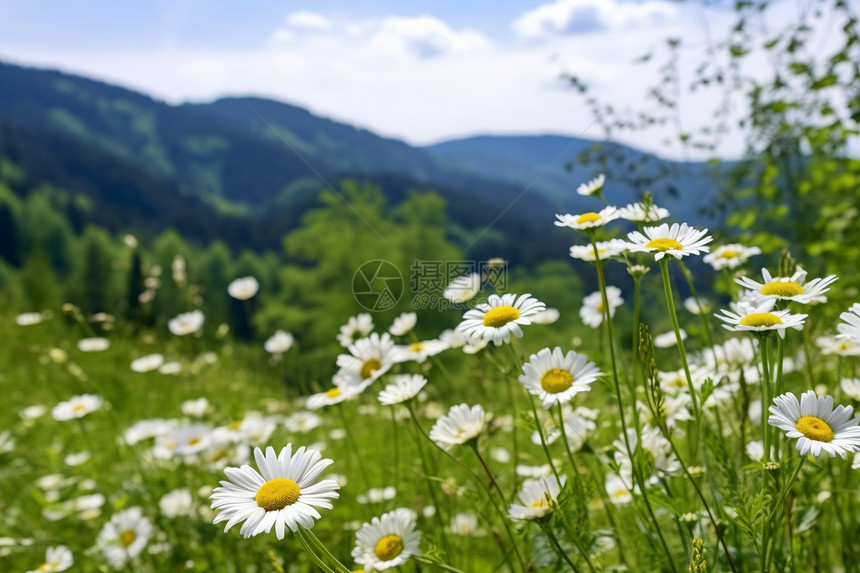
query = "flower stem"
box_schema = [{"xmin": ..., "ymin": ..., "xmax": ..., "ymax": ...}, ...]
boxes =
[
  {"xmin": 539, "ymin": 520, "xmax": 583, "ymax": 573},
  {"xmin": 658, "ymin": 258, "xmax": 701, "ymax": 424},
  {"xmin": 406, "ymin": 403, "xmax": 528, "ymax": 573},
  {"xmin": 590, "ymin": 237, "xmax": 678, "ymax": 573}
]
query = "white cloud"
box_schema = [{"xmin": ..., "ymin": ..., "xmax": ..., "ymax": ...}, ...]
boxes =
[
  {"xmin": 2, "ymin": 4, "xmax": 831, "ymax": 161},
  {"xmin": 513, "ymin": 0, "xmax": 678, "ymax": 40},
  {"xmin": 370, "ymin": 15, "xmax": 492, "ymax": 58},
  {"xmin": 286, "ymin": 11, "xmax": 334, "ymax": 32}
]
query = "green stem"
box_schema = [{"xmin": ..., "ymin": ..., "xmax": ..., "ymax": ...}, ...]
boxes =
[
  {"xmin": 539, "ymin": 521, "xmax": 583, "ymax": 573},
  {"xmin": 295, "ymin": 528, "xmax": 337, "ymax": 573},
  {"xmin": 405, "ymin": 404, "xmax": 452, "ymax": 560},
  {"xmin": 658, "ymin": 258, "xmax": 701, "ymax": 425},
  {"xmin": 407, "ymin": 403, "xmax": 528, "ymax": 573},
  {"xmin": 334, "ymin": 403, "xmax": 374, "ymax": 505},
  {"xmin": 413, "ymin": 555, "xmax": 470, "ymax": 573},
  {"xmin": 304, "ymin": 528, "xmax": 352, "ymax": 573},
  {"xmin": 591, "ymin": 238, "xmax": 678, "ymax": 573},
  {"xmin": 663, "ymin": 429, "xmax": 739, "ymax": 572}
]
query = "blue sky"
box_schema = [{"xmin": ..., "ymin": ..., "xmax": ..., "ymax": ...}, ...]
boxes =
[{"xmin": 0, "ymin": 1, "xmax": 822, "ymax": 159}]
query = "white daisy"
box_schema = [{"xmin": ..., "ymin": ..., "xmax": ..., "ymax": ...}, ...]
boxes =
[
  {"xmin": 181, "ymin": 398, "xmax": 210, "ymax": 417},
  {"xmin": 20, "ymin": 405, "xmax": 47, "ymax": 420},
  {"xmin": 124, "ymin": 418, "xmax": 177, "ymax": 445},
  {"xmin": 169, "ymin": 424, "xmax": 214, "ymax": 457},
  {"xmin": 626, "ymin": 222, "xmax": 712, "ymax": 260},
  {"xmin": 735, "ymin": 267, "xmax": 838, "ymax": 305},
  {"xmin": 378, "ymin": 374, "xmax": 428, "ymax": 405},
  {"xmin": 158, "ymin": 361, "xmax": 182, "ymax": 375},
  {"xmin": 683, "ymin": 296, "xmax": 712, "ymax": 315},
  {"xmin": 531, "ymin": 307, "xmax": 560, "ymax": 325},
  {"xmin": 516, "ymin": 464, "xmax": 554, "ymax": 478},
  {"xmin": 333, "ymin": 333, "xmax": 395, "ymax": 390},
  {"xmin": 605, "ymin": 474, "xmax": 632, "ymax": 505},
  {"xmin": 97, "ymin": 506, "xmax": 152, "ymax": 569},
  {"xmin": 210, "ymin": 445, "xmax": 340, "ymax": 539},
  {"xmin": 52, "ymin": 394, "xmax": 103, "ymax": 421},
  {"xmin": 306, "ymin": 386, "xmax": 360, "ymax": 410},
  {"xmin": 337, "ymin": 313, "xmax": 374, "ymax": 347},
  {"xmin": 77, "ymin": 337, "xmax": 110, "ymax": 352},
  {"xmin": 283, "ymin": 411, "xmax": 323, "ymax": 433},
  {"xmin": 27, "ymin": 545, "xmax": 73, "ymax": 573},
  {"xmin": 391, "ymin": 339, "xmax": 448, "ymax": 364},
  {"xmin": 462, "ymin": 336, "xmax": 489, "ymax": 355},
  {"xmin": 352, "ymin": 509, "xmax": 422, "ymax": 571},
  {"xmin": 456, "ymin": 293, "xmax": 545, "ymax": 346},
  {"xmin": 168, "ymin": 310, "xmax": 204, "ymax": 336},
  {"xmin": 618, "ymin": 201, "xmax": 670, "ymax": 223},
  {"xmin": 429, "ymin": 404, "xmax": 486, "ymax": 450},
  {"xmin": 131, "ymin": 353, "xmax": 164, "ymax": 373},
  {"xmin": 579, "ymin": 287, "xmax": 623, "ymax": 329},
  {"xmin": 716, "ymin": 299, "xmax": 807, "ymax": 339},
  {"xmin": 519, "ymin": 347, "xmax": 601, "ymax": 409},
  {"xmin": 15, "ymin": 312, "xmax": 44, "ymax": 326},
  {"xmin": 703, "ymin": 244, "xmax": 762, "ymax": 270},
  {"xmin": 837, "ymin": 303, "xmax": 860, "ymax": 342},
  {"xmin": 569, "ymin": 239, "xmax": 628, "ymax": 262},
  {"xmin": 449, "ymin": 513, "xmax": 484, "ymax": 536},
  {"xmin": 508, "ymin": 475, "xmax": 566, "ymax": 521},
  {"xmin": 841, "ymin": 379, "xmax": 860, "ymax": 401},
  {"xmin": 0, "ymin": 430, "xmax": 14, "ymax": 454},
  {"xmin": 653, "ymin": 329, "xmax": 685, "ymax": 348},
  {"xmin": 555, "ymin": 206, "xmax": 620, "ymax": 231},
  {"xmin": 264, "ymin": 330, "xmax": 294, "ymax": 354},
  {"xmin": 614, "ymin": 428, "xmax": 680, "ymax": 488},
  {"xmin": 439, "ymin": 328, "xmax": 468, "ymax": 349},
  {"xmin": 768, "ymin": 390, "xmax": 860, "ymax": 458},
  {"xmin": 389, "ymin": 312, "xmax": 417, "ymax": 336},
  {"xmin": 159, "ymin": 488, "xmax": 195, "ymax": 518},
  {"xmin": 817, "ymin": 335, "xmax": 860, "ymax": 357},
  {"xmin": 576, "ymin": 173, "xmax": 605, "ymax": 196},
  {"xmin": 443, "ymin": 273, "xmax": 482, "ymax": 304},
  {"xmin": 228, "ymin": 276, "xmax": 260, "ymax": 300}
]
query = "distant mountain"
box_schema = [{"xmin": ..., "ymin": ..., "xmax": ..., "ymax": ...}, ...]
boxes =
[
  {"xmin": 0, "ymin": 60, "xmax": 726, "ymax": 265},
  {"xmin": 0, "ymin": 61, "xmax": 565, "ymax": 262},
  {"xmin": 425, "ymin": 135, "xmax": 725, "ymax": 225}
]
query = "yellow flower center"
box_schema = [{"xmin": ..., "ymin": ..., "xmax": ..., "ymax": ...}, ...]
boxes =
[
  {"xmin": 325, "ymin": 387, "xmax": 341, "ymax": 398},
  {"xmin": 739, "ymin": 313, "xmax": 783, "ymax": 327},
  {"xmin": 120, "ymin": 529, "xmax": 137, "ymax": 548},
  {"xmin": 73, "ymin": 404, "xmax": 86, "ymax": 412},
  {"xmin": 187, "ymin": 437, "xmax": 201, "ymax": 446},
  {"xmin": 227, "ymin": 420, "xmax": 243, "ymax": 430},
  {"xmin": 612, "ymin": 489, "xmax": 628, "ymax": 498},
  {"xmin": 255, "ymin": 477, "xmax": 301, "ymax": 511},
  {"xmin": 360, "ymin": 358, "xmax": 382, "ymax": 380},
  {"xmin": 597, "ymin": 301, "xmax": 605, "ymax": 313},
  {"xmin": 409, "ymin": 342, "xmax": 424, "ymax": 352},
  {"xmin": 38, "ymin": 562, "xmax": 59, "ymax": 572},
  {"xmin": 374, "ymin": 534, "xmax": 404, "ymax": 561},
  {"xmin": 576, "ymin": 212, "xmax": 602, "ymax": 225},
  {"xmin": 482, "ymin": 305, "xmax": 521, "ymax": 328},
  {"xmin": 760, "ymin": 281, "xmax": 804, "ymax": 298},
  {"xmin": 719, "ymin": 249, "xmax": 740, "ymax": 259},
  {"xmin": 530, "ymin": 498, "xmax": 548, "ymax": 508},
  {"xmin": 540, "ymin": 368, "xmax": 574, "ymax": 394},
  {"xmin": 795, "ymin": 416, "xmax": 834, "ymax": 443},
  {"xmin": 645, "ymin": 238, "xmax": 683, "ymax": 251}
]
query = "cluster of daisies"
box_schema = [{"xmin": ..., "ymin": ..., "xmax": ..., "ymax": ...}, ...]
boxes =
[{"xmin": 15, "ymin": 173, "xmax": 860, "ymax": 572}]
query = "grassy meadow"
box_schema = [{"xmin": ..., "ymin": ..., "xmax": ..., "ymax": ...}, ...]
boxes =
[{"xmin": 3, "ymin": 182, "xmax": 860, "ymax": 573}]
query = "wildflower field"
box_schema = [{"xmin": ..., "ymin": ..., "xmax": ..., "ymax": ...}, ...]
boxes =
[
  {"xmin": 4, "ymin": 174, "xmax": 860, "ymax": 573},
  {"xmin": 3, "ymin": 2, "xmax": 860, "ymax": 570}
]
